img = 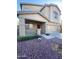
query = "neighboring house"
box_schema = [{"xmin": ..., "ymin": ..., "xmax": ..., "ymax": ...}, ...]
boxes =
[{"xmin": 17, "ymin": 3, "xmax": 61, "ymax": 36}]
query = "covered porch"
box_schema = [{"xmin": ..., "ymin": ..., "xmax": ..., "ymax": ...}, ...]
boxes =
[
  {"xmin": 25, "ymin": 19, "xmax": 46, "ymax": 36},
  {"xmin": 19, "ymin": 18, "xmax": 46, "ymax": 36}
]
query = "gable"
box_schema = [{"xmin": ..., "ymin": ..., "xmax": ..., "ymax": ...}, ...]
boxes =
[
  {"xmin": 40, "ymin": 5, "xmax": 60, "ymax": 22},
  {"xmin": 53, "ymin": 6, "xmax": 61, "ymax": 15}
]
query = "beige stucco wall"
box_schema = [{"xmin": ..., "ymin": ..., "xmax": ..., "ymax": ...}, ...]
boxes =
[
  {"xmin": 41, "ymin": 6, "xmax": 50, "ymax": 20},
  {"xmin": 22, "ymin": 5, "xmax": 42, "ymax": 11},
  {"xmin": 19, "ymin": 17, "xmax": 26, "ymax": 36}
]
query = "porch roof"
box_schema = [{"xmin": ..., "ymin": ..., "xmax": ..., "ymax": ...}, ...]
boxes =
[
  {"xmin": 17, "ymin": 11, "xmax": 50, "ymax": 22},
  {"xmin": 25, "ymin": 19, "xmax": 45, "ymax": 23}
]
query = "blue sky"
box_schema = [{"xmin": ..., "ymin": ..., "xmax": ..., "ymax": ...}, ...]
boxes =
[{"xmin": 17, "ymin": 0, "xmax": 62, "ymax": 11}]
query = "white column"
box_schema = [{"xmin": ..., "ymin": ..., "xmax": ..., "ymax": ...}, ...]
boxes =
[
  {"xmin": 45, "ymin": 23, "xmax": 48, "ymax": 34},
  {"xmin": 37, "ymin": 29, "xmax": 41, "ymax": 35},
  {"xmin": 19, "ymin": 17, "xmax": 26, "ymax": 36}
]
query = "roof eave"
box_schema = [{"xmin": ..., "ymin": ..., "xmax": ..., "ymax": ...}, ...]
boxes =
[
  {"xmin": 20, "ymin": 3, "xmax": 44, "ymax": 6},
  {"xmin": 17, "ymin": 11, "xmax": 38, "ymax": 15}
]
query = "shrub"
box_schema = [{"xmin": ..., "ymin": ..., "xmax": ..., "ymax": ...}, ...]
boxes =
[{"xmin": 17, "ymin": 35, "xmax": 41, "ymax": 41}]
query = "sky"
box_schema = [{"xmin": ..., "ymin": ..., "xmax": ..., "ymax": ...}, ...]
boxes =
[{"xmin": 17, "ymin": 0, "xmax": 62, "ymax": 11}]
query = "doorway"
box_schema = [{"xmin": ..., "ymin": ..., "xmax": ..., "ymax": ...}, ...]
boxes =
[{"xmin": 37, "ymin": 24, "xmax": 41, "ymax": 35}]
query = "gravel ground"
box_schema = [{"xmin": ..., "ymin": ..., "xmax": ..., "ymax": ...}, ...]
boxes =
[{"xmin": 17, "ymin": 39, "xmax": 62, "ymax": 59}]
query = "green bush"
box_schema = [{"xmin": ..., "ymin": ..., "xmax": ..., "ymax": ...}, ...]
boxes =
[{"xmin": 17, "ymin": 35, "xmax": 41, "ymax": 41}]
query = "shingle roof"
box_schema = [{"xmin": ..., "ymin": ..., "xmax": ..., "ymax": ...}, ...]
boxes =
[{"xmin": 20, "ymin": 3, "xmax": 44, "ymax": 6}]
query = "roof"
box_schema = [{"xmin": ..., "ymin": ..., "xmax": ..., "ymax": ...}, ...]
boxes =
[
  {"xmin": 20, "ymin": 3, "xmax": 44, "ymax": 6},
  {"xmin": 20, "ymin": 3, "xmax": 61, "ymax": 12},
  {"xmin": 18, "ymin": 3, "xmax": 61, "ymax": 23}
]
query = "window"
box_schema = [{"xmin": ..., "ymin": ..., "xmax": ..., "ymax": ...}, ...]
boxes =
[
  {"xmin": 53, "ymin": 11, "xmax": 58, "ymax": 19},
  {"xmin": 25, "ymin": 24, "xmax": 29, "ymax": 29},
  {"xmin": 25, "ymin": 24, "xmax": 33, "ymax": 29}
]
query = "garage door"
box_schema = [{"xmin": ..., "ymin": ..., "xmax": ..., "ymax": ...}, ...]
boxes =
[{"xmin": 47, "ymin": 25, "xmax": 58, "ymax": 33}]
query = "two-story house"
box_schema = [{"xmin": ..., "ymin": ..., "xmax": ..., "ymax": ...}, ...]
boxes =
[{"xmin": 17, "ymin": 3, "xmax": 61, "ymax": 36}]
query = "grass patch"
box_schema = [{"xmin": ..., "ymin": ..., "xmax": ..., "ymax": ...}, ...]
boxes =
[{"xmin": 17, "ymin": 35, "xmax": 41, "ymax": 41}]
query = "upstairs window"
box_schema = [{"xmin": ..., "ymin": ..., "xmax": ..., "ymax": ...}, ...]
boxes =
[
  {"xmin": 53, "ymin": 11, "xmax": 59, "ymax": 19},
  {"xmin": 25, "ymin": 24, "xmax": 33, "ymax": 29}
]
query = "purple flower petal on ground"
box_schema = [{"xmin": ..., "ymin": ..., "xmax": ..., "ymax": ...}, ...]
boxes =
[{"xmin": 17, "ymin": 39, "xmax": 62, "ymax": 59}]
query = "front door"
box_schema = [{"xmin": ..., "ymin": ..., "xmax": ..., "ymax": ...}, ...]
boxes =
[{"xmin": 37, "ymin": 24, "xmax": 41, "ymax": 35}]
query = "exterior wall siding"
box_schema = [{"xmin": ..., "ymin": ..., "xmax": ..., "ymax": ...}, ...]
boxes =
[
  {"xmin": 41, "ymin": 6, "xmax": 50, "ymax": 20},
  {"xmin": 22, "ymin": 5, "xmax": 42, "ymax": 11}
]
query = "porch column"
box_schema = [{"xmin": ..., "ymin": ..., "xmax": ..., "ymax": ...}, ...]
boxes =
[
  {"xmin": 19, "ymin": 17, "xmax": 26, "ymax": 36},
  {"xmin": 42, "ymin": 23, "xmax": 46, "ymax": 34},
  {"xmin": 44, "ymin": 23, "xmax": 47, "ymax": 34}
]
